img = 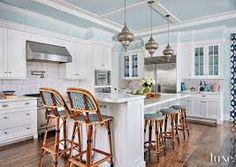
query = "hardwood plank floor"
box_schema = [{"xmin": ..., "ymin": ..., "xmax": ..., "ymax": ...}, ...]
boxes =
[{"xmin": 0, "ymin": 123, "xmax": 235, "ymax": 167}]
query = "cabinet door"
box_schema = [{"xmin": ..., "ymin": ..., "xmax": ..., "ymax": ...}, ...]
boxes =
[
  {"xmin": 208, "ymin": 45, "xmax": 219, "ymax": 76},
  {"xmin": 205, "ymin": 99, "xmax": 218, "ymax": 119},
  {"xmin": 194, "ymin": 47, "xmax": 204, "ymax": 76},
  {"xmin": 7, "ymin": 29, "xmax": 27, "ymax": 78},
  {"xmin": 190, "ymin": 98, "xmax": 203, "ymax": 118},
  {"xmin": 0, "ymin": 27, "xmax": 7, "ymax": 78},
  {"xmin": 182, "ymin": 99, "xmax": 192, "ymax": 117},
  {"xmin": 93, "ymin": 45, "xmax": 111, "ymax": 70}
]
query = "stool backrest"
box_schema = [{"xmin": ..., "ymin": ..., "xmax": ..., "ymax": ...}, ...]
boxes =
[
  {"xmin": 39, "ymin": 87, "xmax": 70, "ymax": 117},
  {"xmin": 66, "ymin": 88, "xmax": 103, "ymax": 123}
]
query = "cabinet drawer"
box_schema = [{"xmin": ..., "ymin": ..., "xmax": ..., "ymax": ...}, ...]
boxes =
[
  {"xmin": 0, "ymin": 124, "xmax": 36, "ymax": 142},
  {"xmin": 0, "ymin": 100, "xmax": 37, "ymax": 110},
  {"xmin": 190, "ymin": 94, "xmax": 220, "ymax": 99},
  {"xmin": 0, "ymin": 108, "xmax": 37, "ymax": 129}
]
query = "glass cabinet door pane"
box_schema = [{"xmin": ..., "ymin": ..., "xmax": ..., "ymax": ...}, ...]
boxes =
[
  {"xmin": 208, "ymin": 45, "xmax": 219, "ymax": 75},
  {"xmin": 194, "ymin": 47, "xmax": 204, "ymax": 76},
  {"xmin": 132, "ymin": 55, "xmax": 138, "ymax": 77},
  {"xmin": 124, "ymin": 56, "xmax": 129, "ymax": 77}
]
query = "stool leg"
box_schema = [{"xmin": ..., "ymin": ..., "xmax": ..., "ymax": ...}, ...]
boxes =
[
  {"xmin": 144, "ymin": 120, "xmax": 148, "ymax": 143},
  {"xmin": 170, "ymin": 114, "xmax": 175, "ymax": 150},
  {"xmin": 39, "ymin": 117, "xmax": 51, "ymax": 167},
  {"xmin": 63, "ymin": 118, "xmax": 67, "ymax": 157},
  {"xmin": 180, "ymin": 110, "xmax": 186, "ymax": 140},
  {"xmin": 160, "ymin": 120, "xmax": 166, "ymax": 156},
  {"xmin": 51, "ymin": 117, "xmax": 60, "ymax": 167},
  {"xmin": 175, "ymin": 113, "xmax": 180, "ymax": 145},
  {"xmin": 107, "ymin": 121, "xmax": 114, "ymax": 167},
  {"xmin": 154, "ymin": 120, "xmax": 160, "ymax": 162},
  {"xmin": 184, "ymin": 109, "xmax": 190, "ymax": 137},
  {"xmin": 77, "ymin": 123, "xmax": 83, "ymax": 161},
  {"xmin": 68, "ymin": 122, "xmax": 77, "ymax": 167},
  {"xmin": 86, "ymin": 124, "xmax": 93, "ymax": 166},
  {"xmin": 148, "ymin": 120, "xmax": 153, "ymax": 159}
]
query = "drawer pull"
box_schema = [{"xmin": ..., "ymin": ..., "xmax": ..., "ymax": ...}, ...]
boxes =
[
  {"xmin": 4, "ymin": 132, "xmax": 8, "ymax": 135},
  {"xmin": 25, "ymin": 102, "xmax": 31, "ymax": 105},
  {"xmin": 26, "ymin": 127, "xmax": 30, "ymax": 130},
  {"xmin": 2, "ymin": 104, "xmax": 9, "ymax": 108},
  {"xmin": 3, "ymin": 116, "xmax": 8, "ymax": 119},
  {"xmin": 26, "ymin": 113, "xmax": 30, "ymax": 116}
]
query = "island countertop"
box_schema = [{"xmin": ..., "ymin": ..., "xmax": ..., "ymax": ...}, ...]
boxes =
[
  {"xmin": 96, "ymin": 92, "xmax": 144, "ymax": 103},
  {"xmin": 144, "ymin": 93, "xmax": 190, "ymax": 108}
]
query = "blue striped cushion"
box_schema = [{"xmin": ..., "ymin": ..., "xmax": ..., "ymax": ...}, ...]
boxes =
[
  {"xmin": 76, "ymin": 114, "xmax": 112, "ymax": 122},
  {"xmin": 160, "ymin": 108, "xmax": 178, "ymax": 114},
  {"xmin": 70, "ymin": 92, "xmax": 95, "ymax": 110},
  {"xmin": 171, "ymin": 105, "xmax": 186, "ymax": 110},
  {"xmin": 144, "ymin": 113, "xmax": 165, "ymax": 120}
]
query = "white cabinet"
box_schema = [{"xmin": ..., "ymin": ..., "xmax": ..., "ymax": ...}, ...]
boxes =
[
  {"xmin": 182, "ymin": 93, "xmax": 222, "ymax": 124},
  {"xmin": 0, "ymin": 98, "xmax": 38, "ymax": 146},
  {"xmin": 0, "ymin": 27, "xmax": 7, "ymax": 78},
  {"xmin": 65, "ymin": 43, "xmax": 89, "ymax": 80},
  {"xmin": 0, "ymin": 28, "xmax": 27, "ymax": 79},
  {"xmin": 93, "ymin": 44, "xmax": 112, "ymax": 70},
  {"xmin": 122, "ymin": 49, "xmax": 144, "ymax": 79}
]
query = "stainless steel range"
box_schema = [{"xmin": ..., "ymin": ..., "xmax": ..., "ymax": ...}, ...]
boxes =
[{"xmin": 24, "ymin": 93, "xmax": 55, "ymax": 134}]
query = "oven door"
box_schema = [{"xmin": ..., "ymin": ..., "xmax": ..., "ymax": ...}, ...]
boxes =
[{"xmin": 95, "ymin": 70, "xmax": 110, "ymax": 86}]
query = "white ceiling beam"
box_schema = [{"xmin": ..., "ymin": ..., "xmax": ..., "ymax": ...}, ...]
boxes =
[
  {"xmin": 32, "ymin": 0, "xmax": 123, "ymax": 32},
  {"xmin": 144, "ymin": 0, "xmax": 181, "ymax": 24},
  {"xmin": 135, "ymin": 10, "xmax": 236, "ymax": 36},
  {"xmin": 100, "ymin": 1, "xmax": 146, "ymax": 18}
]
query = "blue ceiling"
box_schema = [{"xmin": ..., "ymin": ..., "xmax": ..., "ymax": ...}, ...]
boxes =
[{"xmin": 0, "ymin": 0, "xmax": 236, "ymax": 34}]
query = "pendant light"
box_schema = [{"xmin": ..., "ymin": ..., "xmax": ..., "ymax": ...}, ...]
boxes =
[
  {"xmin": 145, "ymin": 1, "xmax": 158, "ymax": 56},
  {"xmin": 163, "ymin": 15, "xmax": 174, "ymax": 59},
  {"xmin": 117, "ymin": 0, "xmax": 134, "ymax": 51}
]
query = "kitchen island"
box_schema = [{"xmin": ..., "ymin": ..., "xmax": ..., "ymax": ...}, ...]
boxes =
[{"xmin": 61, "ymin": 93, "xmax": 145, "ymax": 167}]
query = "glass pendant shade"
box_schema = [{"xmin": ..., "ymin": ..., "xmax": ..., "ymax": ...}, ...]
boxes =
[
  {"xmin": 117, "ymin": 0, "xmax": 134, "ymax": 51},
  {"xmin": 145, "ymin": 1, "xmax": 158, "ymax": 56},
  {"xmin": 145, "ymin": 36, "xmax": 158, "ymax": 56},
  {"xmin": 163, "ymin": 43, "xmax": 174, "ymax": 59},
  {"xmin": 163, "ymin": 14, "xmax": 174, "ymax": 58},
  {"xmin": 117, "ymin": 24, "xmax": 134, "ymax": 51}
]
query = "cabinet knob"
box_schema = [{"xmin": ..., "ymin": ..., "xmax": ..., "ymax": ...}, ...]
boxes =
[
  {"xmin": 26, "ymin": 127, "xmax": 30, "ymax": 130},
  {"xmin": 4, "ymin": 71, "xmax": 7, "ymax": 74},
  {"xmin": 26, "ymin": 113, "xmax": 30, "ymax": 116},
  {"xmin": 3, "ymin": 116, "xmax": 8, "ymax": 119},
  {"xmin": 4, "ymin": 131, "xmax": 8, "ymax": 135},
  {"xmin": 25, "ymin": 102, "xmax": 30, "ymax": 105},
  {"xmin": 8, "ymin": 71, "xmax": 11, "ymax": 74}
]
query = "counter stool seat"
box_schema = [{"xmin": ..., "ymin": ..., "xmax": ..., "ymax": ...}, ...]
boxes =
[
  {"xmin": 160, "ymin": 107, "xmax": 180, "ymax": 150},
  {"xmin": 76, "ymin": 114, "xmax": 112, "ymax": 123},
  {"xmin": 170, "ymin": 105, "xmax": 190, "ymax": 140},
  {"xmin": 144, "ymin": 112, "xmax": 166, "ymax": 161}
]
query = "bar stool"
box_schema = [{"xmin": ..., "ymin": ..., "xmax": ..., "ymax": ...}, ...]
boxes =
[
  {"xmin": 160, "ymin": 108, "xmax": 180, "ymax": 150},
  {"xmin": 171, "ymin": 105, "xmax": 190, "ymax": 140},
  {"xmin": 39, "ymin": 88, "xmax": 71, "ymax": 167},
  {"xmin": 144, "ymin": 112, "xmax": 166, "ymax": 161},
  {"xmin": 66, "ymin": 88, "xmax": 113, "ymax": 167}
]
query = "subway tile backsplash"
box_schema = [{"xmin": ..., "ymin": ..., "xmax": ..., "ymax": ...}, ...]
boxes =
[{"xmin": 0, "ymin": 62, "xmax": 91, "ymax": 95}]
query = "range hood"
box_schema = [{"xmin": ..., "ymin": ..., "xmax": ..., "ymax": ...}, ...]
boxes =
[
  {"xmin": 26, "ymin": 41, "xmax": 72, "ymax": 63},
  {"xmin": 144, "ymin": 55, "xmax": 176, "ymax": 65}
]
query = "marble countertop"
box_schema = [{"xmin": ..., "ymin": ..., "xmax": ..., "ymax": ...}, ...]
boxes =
[
  {"xmin": 144, "ymin": 93, "xmax": 190, "ymax": 108},
  {"xmin": 0, "ymin": 96, "xmax": 37, "ymax": 102},
  {"xmin": 96, "ymin": 93, "xmax": 144, "ymax": 103},
  {"xmin": 179, "ymin": 91, "xmax": 223, "ymax": 95}
]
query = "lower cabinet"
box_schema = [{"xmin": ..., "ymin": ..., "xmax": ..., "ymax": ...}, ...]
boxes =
[
  {"xmin": 0, "ymin": 99, "xmax": 38, "ymax": 146},
  {"xmin": 182, "ymin": 93, "xmax": 222, "ymax": 124}
]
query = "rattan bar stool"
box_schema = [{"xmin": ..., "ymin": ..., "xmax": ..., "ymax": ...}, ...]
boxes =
[
  {"xmin": 144, "ymin": 112, "xmax": 166, "ymax": 161},
  {"xmin": 39, "ymin": 88, "xmax": 71, "ymax": 167},
  {"xmin": 171, "ymin": 105, "xmax": 190, "ymax": 140},
  {"xmin": 67, "ymin": 88, "xmax": 113, "ymax": 167},
  {"xmin": 160, "ymin": 108, "xmax": 180, "ymax": 150}
]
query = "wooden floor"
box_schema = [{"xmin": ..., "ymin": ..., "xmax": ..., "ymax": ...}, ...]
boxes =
[{"xmin": 0, "ymin": 123, "xmax": 235, "ymax": 167}]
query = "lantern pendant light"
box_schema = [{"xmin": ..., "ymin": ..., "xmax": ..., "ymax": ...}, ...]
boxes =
[
  {"xmin": 117, "ymin": 0, "xmax": 134, "ymax": 51},
  {"xmin": 163, "ymin": 15, "xmax": 174, "ymax": 59},
  {"xmin": 145, "ymin": 1, "xmax": 158, "ymax": 56}
]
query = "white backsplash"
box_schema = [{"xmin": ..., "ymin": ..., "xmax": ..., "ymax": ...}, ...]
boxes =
[{"xmin": 0, "ymin": 62, "xmax": 92, "ymax": 95}]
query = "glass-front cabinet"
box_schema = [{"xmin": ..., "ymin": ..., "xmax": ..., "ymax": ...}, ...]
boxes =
[
  {"xmin": 122, "ymin": 49, "xmax": 144, "ymax": 79},
  {"xmin": 193, "ymin": 43, "xmax": 221, "ymax": 78}
]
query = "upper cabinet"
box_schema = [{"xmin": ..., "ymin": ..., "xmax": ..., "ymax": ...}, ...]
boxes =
[
  {"xmin": 65, "ymin": 43, "xmax": 89, "ymax": 80},
  {"xmin": 93, "ymin": 44, "xmax": 112, "ymax": 71},
  {"xmin": 122, "ymin": 49, "xmax": 144, "ymax": 80},
  {"xmin": 193, "ymin": 42, "xmax": 222, "ymax": 78},
  {"xmin": 0, "ymin": 27, "xmax": 27, "ymax": 79}
]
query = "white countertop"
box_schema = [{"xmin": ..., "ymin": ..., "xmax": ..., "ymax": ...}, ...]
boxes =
[
  {"xmin": 96, "ymin": 93, "xmax": 144, "ymax": 103},
  {"xmin": 0, "ymin": 96, "xmax": 37, "ymax": 102},
  {"xmin": 144, "ymin": 93, "xmax": 190, "ymax": 108},
  {"xmin": 179, "ymin": 91, "xmax": 223, "ymax": 95}
]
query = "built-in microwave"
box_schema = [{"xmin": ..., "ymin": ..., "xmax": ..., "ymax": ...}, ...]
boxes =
[{"xmin": 95, "ymin": 70, "xmax": 111, "ymax": 86}]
